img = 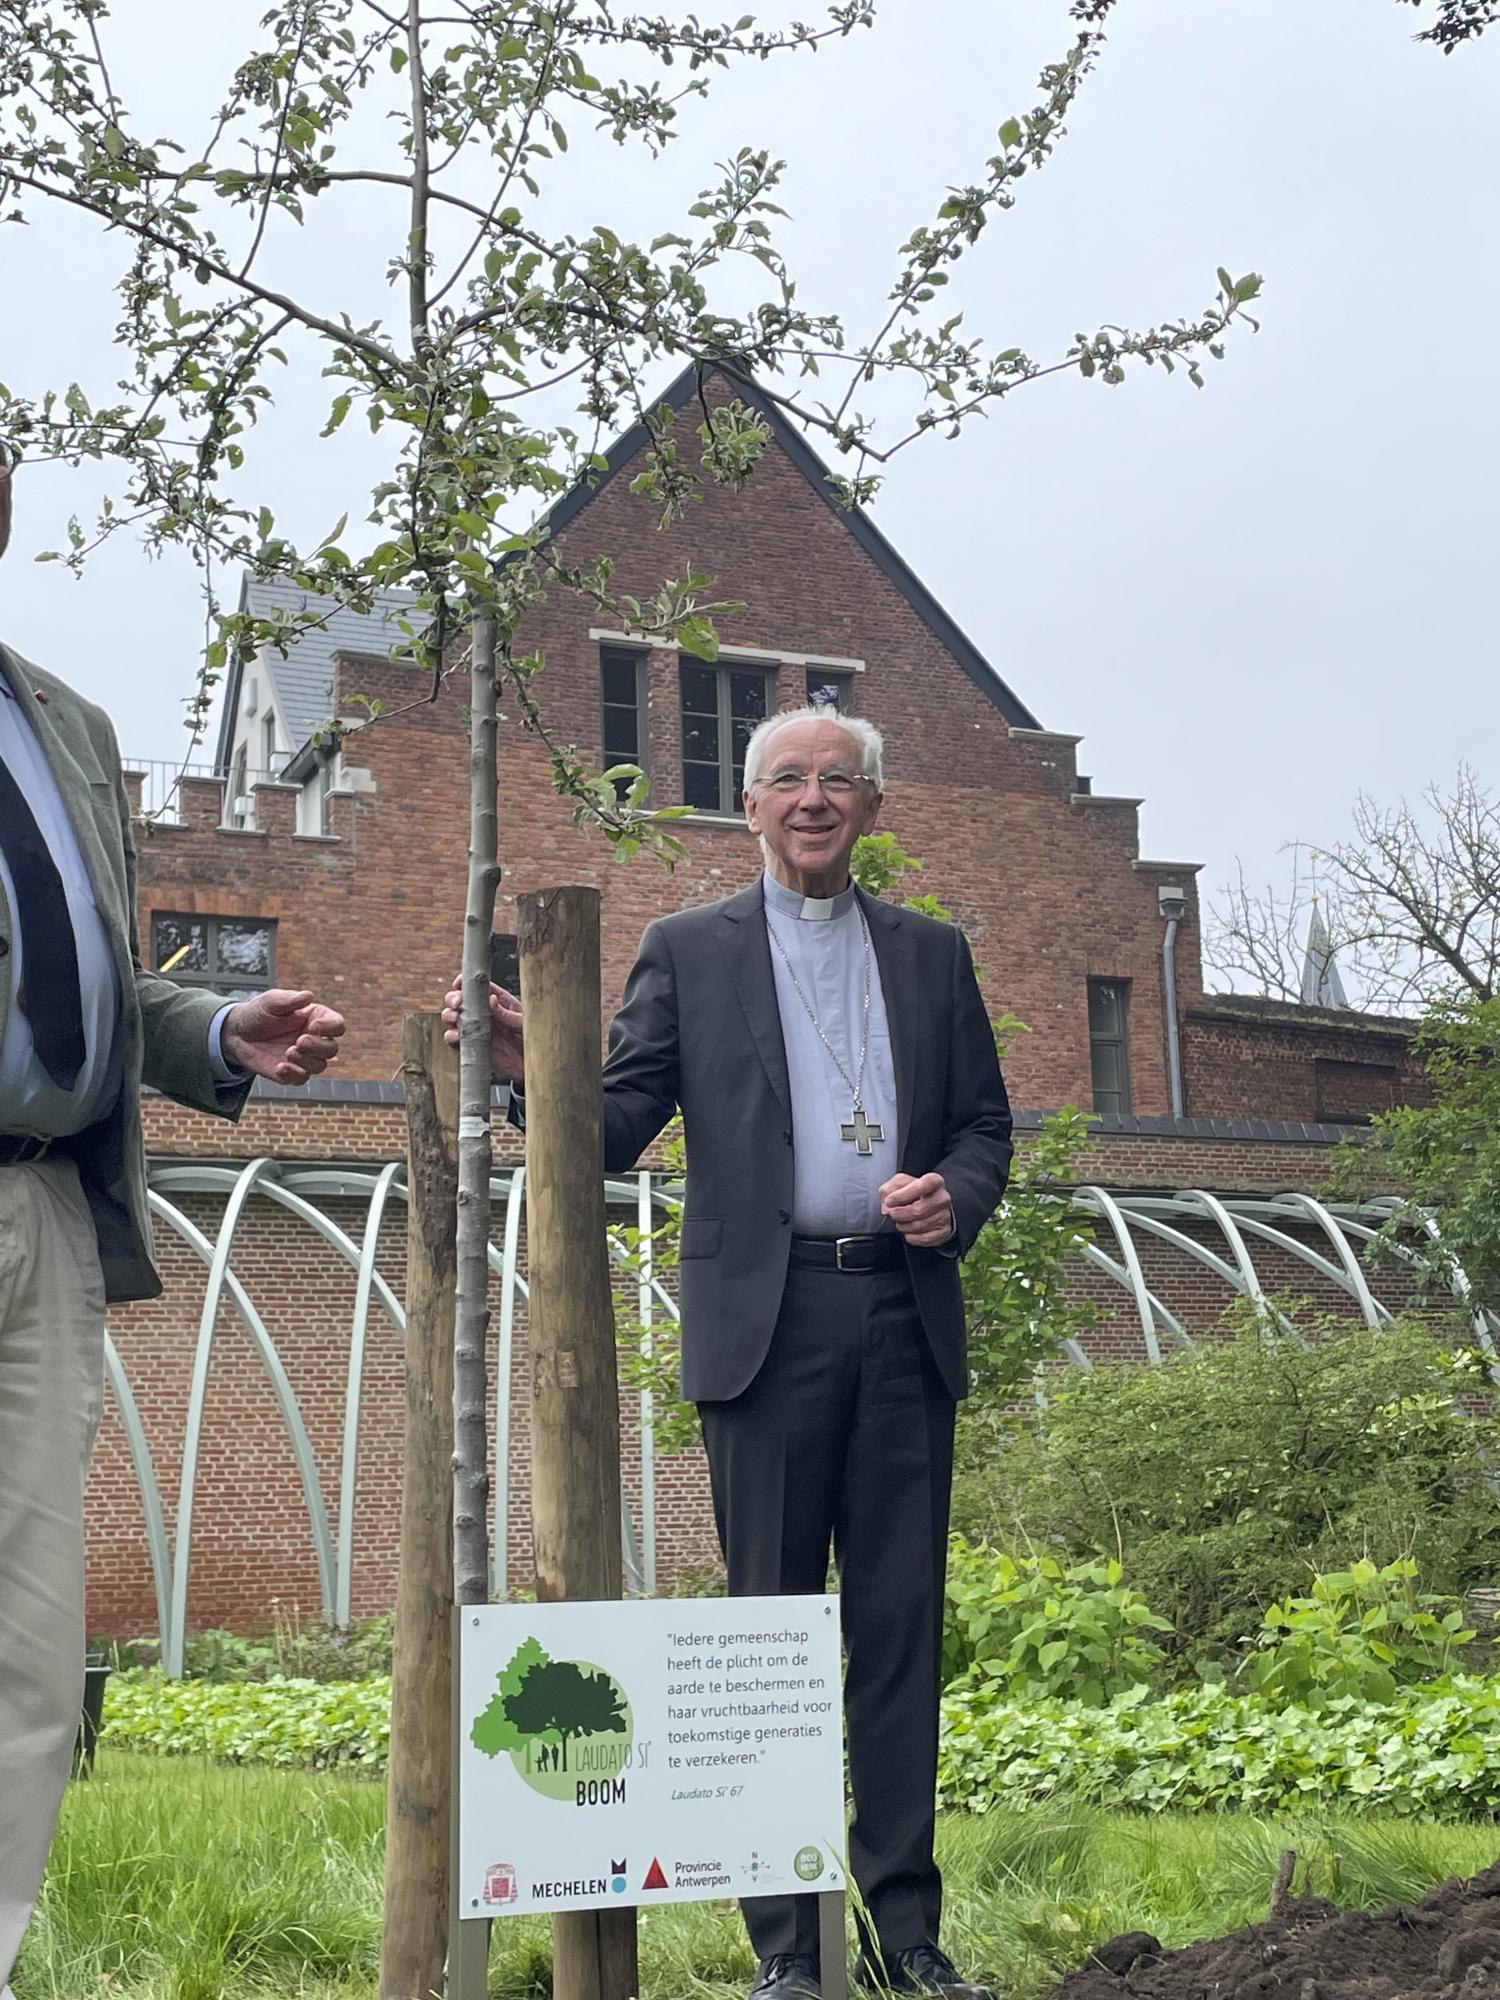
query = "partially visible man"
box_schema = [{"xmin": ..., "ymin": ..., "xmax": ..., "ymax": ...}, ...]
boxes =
[
  {"xmin": 0, "ymin": 448, "xmax": 348, "ymax": 1995},
  {"xmin": 446, "ymin": 705, "xmax": 1012, "ymax": 2000}
]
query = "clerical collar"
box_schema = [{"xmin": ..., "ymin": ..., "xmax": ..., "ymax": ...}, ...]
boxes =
[{"xmin": 762, "ymin": 870, "xmax": 858, "ymax": 922}]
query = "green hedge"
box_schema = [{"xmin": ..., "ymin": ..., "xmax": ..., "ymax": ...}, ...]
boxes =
[
  {"xmin": 939, "ymin": 1673, "xmax": 1500, "ymax": 1819},
  {"xmin": 102, "ymin": 1669, "xmax": 391, "ymax": 1770},
  {"xmin": 107, "ymin": 1666, "xmax": 1500, "ymax": 1819}
]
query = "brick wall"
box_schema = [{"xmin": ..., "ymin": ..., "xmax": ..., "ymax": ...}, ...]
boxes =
[{"xmin": 1182, "ymin": 996, "xmax": 1425, "ymax": 1123}]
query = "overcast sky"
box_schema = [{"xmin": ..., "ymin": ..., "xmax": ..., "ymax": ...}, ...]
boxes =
[{"xmin": 1, "ymin": 0, "xmax": 1496, "ymax": 934}]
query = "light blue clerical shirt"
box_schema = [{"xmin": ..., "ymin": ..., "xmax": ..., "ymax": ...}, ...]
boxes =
[
  {"xmin": 761, "ymin": 870, "xmax": 898, "ymax": 1236},
  {"xmin": 0, "ymin": 681, "xmax": 244, "ymax": 1138}
]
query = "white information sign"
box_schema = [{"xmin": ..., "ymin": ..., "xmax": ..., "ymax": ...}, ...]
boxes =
[{"xmin": 458, "ymin": 1594, "xmax": 846, "ymax": 1917}]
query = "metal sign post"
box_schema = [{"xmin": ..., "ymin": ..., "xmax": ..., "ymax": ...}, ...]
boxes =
[
  {"xmin": 449, "ymin": 1608, "xmax": 491, "ymax": 2000},
  {"xmin": 820, "ymin": 1889, "xmax": 850, "ymax": 2000}
]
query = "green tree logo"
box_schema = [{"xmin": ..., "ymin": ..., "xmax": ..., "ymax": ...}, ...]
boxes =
[{"xmin": 472, "ymin": 1640, "xmax": 633, "ymax": 1801}]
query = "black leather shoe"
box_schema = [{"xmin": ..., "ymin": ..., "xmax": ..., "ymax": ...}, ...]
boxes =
[
  {"xmin": 859, "ymin": 1941, "xmax": 995, "ymax": 2000},
  {"xmin": 750, "ymin": 1952, "xmax": 821, "ymax": 2000}
]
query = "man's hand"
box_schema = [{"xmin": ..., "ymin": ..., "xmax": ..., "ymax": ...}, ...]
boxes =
[
  {"xmin": 223, "ymin": 989, "xmax": 346, "ymax": 1085},
  {"xmin": 879, "ymin": 1171, "xmax": 955, "ymax": 1247},
  {"xmin": 443, "ymin": 975, "xmax": 525, "ymax": 1085}
]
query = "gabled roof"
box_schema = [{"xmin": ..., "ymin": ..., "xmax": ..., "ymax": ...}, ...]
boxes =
[
  {"xmin": 213, "ymin": 575, "xmax": 422, "ymax": 772},
  {"xmin": 211, "ymin": 363, "xmax": 1038, "ymax": 767},
  {"xmin": 534, "ymin": 360, "xmax": 1042, "ymax": 731}
]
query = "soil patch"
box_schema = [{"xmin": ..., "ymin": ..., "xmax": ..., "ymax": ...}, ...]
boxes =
[{"xmin": 1052, "ymin": 1852, "xmax": 1500, "ymax": 2000}]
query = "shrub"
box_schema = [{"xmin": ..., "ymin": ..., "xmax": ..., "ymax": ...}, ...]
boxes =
[
  {"xmin": 938, "ymin": 1674, "xmax": 1500, "ymax": 1819},
  {"xmin": 957, "ymin": 1310, "xmax": 1500, "ymax": 1669},
  {"xmin": 110, "ymin": 1614, "xmax": 396, "ymax": 1684},
  {"xmin": 1241, "ymin": 1557, "xmax": 1474, "ymax": 1706},
  {"xmin": 943, "ymin": 1538, "xmax": 1171, "ymax": 1702}
]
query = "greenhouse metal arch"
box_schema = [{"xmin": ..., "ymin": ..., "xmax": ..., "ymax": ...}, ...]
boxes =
[{"xmin": 117, "ymin": 1161, "xmax": 1499, "ymax": 1676}]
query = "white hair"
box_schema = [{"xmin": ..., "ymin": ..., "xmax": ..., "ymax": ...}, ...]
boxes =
[{"xmin": 741, "ymin": 705, "xmax": 885, "ymax": 794}]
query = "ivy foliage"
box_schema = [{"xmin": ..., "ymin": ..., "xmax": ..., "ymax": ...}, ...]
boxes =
[{"xmin": 938, "ymin": 1674, "xmax": 1500, "ymax": 1819}]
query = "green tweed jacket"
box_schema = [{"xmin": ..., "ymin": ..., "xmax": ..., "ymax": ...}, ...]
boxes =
[{"xmin": 0, "ymin": 641, "xmax": 253, "ymax": 1300}]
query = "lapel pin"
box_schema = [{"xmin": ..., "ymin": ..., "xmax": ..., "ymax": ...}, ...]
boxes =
[{"xmin": 33, "ymin": 689, "xmax": 48, "ymax": 704}]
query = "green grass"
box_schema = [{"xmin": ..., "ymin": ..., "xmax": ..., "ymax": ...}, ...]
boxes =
[{"xmin": 16, "ymin": 1755, "xmax": 1500, "ymax": 1999}]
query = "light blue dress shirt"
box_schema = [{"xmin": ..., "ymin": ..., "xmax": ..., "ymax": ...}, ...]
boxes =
[
  {"xmin": 762, "ymin": 870, "xmax": 898, "ymax": 1236},
  {"xmin": 0, "ymin": 682, "xmax": 244, "ymax": 1138}
]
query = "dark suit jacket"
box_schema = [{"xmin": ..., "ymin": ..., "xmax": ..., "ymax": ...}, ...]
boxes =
[
  {"xmin": 601, "ymin": 878, "xmax": 1013, "ymax": 1403},
  {"xmin": 0, "ymin": 643, "xmax": 253, "ymax": 1300}
]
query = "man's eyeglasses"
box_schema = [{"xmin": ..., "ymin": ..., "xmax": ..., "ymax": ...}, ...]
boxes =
[{"xmin": 757, "ymin": 767, "xmax": 875, "ymax": 799}]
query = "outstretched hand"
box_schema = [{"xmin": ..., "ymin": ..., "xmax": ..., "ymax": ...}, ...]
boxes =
[
  {"xmin": 222, "ymin": 989, "xmax": 346, "ymax": 1085},
  {"xmin": 442, "ymin": 975, "xmax": 525, "ymax": 1085}
]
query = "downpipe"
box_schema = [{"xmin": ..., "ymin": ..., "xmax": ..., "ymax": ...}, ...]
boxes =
[{"xmin": 1159, "ymin": 886, "xmax": 1186, "ymax": 1119}]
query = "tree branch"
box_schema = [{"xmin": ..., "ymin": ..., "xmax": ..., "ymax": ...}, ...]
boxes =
[{"xmin": 3, "ymin": 170, "xmax": 412, "ymax": 381}]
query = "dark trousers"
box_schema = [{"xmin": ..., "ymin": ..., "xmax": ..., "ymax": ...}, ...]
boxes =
[{"xmin": 698, "ymin": 1263, "xmax": 956, "ymax": 1964}]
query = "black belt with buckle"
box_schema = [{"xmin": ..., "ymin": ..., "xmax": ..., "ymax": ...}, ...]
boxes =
[
  {"xmin": 0, "ymin": 1133, "xmax": 55, "ymax": 1165},
  {"xmin": 788, "ymin": 1233, "xmax": 904, "ymax": 1274}
]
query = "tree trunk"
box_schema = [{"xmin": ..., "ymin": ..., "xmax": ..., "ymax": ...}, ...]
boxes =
[
  {"xmin": 444, "ymin": 601, "xmax": 500, "ymax": 2000},
  {"xmin": 518, "ymin": 886, "xmax": 638, "ymax": 2000},
  {"xmin": 380, "ymin": 1014, "xmax": 459, "ymax": 2000}
]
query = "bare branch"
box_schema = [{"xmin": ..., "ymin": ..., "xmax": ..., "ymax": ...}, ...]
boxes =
[{"xmin": 1206, "ymin": 769, "xmax": 1500, "ymax": 1009}]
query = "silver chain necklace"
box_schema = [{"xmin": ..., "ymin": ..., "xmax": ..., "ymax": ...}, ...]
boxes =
[{"xmin": 766, "ymin": 907, "xmax": 886, "ymax": 1156}]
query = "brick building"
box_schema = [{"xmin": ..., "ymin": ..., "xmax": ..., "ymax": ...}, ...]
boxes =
[{"xmin": 96, "ymin": 363, "xmax": 1428, "ymax": 1639}]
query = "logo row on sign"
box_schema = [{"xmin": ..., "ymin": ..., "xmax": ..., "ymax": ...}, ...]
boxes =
[{"xmin": 483, "ymin": 1845, "xmax": 828, "ymax": 1908}]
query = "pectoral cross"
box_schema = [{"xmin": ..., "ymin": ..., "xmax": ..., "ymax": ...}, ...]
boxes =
[{"xmin": 840, "ymin": 1104, "xmax": 885, "ymax": 1155}]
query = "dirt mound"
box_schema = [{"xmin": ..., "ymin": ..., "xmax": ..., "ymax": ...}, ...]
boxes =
[{"xmin": 1052, "ymin": 1852, "xmax": 1500, "ymax": 2000}]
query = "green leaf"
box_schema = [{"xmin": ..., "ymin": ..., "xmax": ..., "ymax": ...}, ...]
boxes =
[{"xmin": 676, "ymin": 616, "xmax": 719, "ymax": 662}]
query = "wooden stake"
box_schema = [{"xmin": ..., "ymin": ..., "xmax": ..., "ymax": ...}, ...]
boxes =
[
  {"xmin": 380, "ymin": 1014, "xmax": 460, "ymax": 2000},
  {"xmin": 518, "ymin": 886, "xmax": 639, "ymax": 2000}
]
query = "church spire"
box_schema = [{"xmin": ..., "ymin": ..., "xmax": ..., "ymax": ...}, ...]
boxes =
[{"xmin": 1300, "ymin": 904, "xmax": 1349, "ymax": 1009}]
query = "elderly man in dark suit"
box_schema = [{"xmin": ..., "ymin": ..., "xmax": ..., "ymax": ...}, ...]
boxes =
[
  {"xmin": 0, "ymin": 450, "xmax": 348, "ymax": 1997},
  {"xmin": 447, "ymin": 703, "xmax": 1012, "ymax": 2000}
]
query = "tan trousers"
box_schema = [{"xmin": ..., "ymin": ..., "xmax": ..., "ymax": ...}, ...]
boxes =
[{"xmin": 0, "ymin": 1159, "xmax": 105, "ymax": 1991}]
